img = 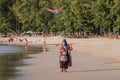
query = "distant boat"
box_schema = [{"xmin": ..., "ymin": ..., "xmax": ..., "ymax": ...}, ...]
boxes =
[{"xmin": 20, "ymin": 31, "xmax": 33, "ymax": 36}]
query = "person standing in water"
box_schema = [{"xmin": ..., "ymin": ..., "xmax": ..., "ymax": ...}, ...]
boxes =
[
  {"xmin": 58, "ymin": 39, "xmax": 73, "ymax": 72},
  {"xmin": 25, "ymin": 38, "xmax": 28, "ymax": 57},
  {"xmin": 42, "ymin": 33, "xmax": 46, "ymax": 53}
]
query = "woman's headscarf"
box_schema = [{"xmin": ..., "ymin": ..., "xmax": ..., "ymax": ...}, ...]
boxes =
[{"xmin": 62, "ymin": 39, "xmax": 68, "ymax": 50}]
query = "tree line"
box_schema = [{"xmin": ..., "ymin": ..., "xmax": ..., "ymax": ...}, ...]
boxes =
[{"xmin": 0, "ymin": 0, "xmax": 120, "ymax": 37}]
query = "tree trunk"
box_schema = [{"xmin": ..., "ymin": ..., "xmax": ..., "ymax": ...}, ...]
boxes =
[
  {"xmin": 96, "ymin": 27, "xmax": 100, "ymax": 36},
  {"xmin": 93, "ymin": 26, "xmax": 97, "ymax": 36},
  {"xmin": 118, "ymin": 28, "xmax": 120, "ymax": 35}
]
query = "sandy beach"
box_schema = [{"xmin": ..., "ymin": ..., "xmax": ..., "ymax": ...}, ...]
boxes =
[
  {"xmin": 1, "ymin": 36, "xmax": 120, "ymax": 80},
  {"xmin": 19, "ymin": 44, "xmax": 120, "ymax": 80}
]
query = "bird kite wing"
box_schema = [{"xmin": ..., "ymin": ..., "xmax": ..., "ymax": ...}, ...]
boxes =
[
  {"xmin": 46, "ymin": 5, "xmax": 65, "ymax": 14},
  {"xmin": 57, "ymin": 5, "xmax": 65, "ymax": 12},
  {"xmin": 47, "ymin": 9, "xmax": 56, "ymax": 14}
]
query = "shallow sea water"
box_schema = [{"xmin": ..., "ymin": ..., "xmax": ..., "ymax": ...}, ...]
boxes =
[{"xmin": 0, "ymin": 44, "xmax": 43, "ymax": 80}]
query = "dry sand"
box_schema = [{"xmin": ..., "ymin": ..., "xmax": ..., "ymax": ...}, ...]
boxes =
[{"xmin": 18, "ymin": 44, "xmax": 120, "ymax": 80}]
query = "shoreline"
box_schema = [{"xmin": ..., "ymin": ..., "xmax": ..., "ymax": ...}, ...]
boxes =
[{"xmin": 1, "ymin": 36, "xmax": 120, "ymax": 64}]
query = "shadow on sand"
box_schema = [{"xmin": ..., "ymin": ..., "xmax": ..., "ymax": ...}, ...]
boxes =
[{"xmin": 69, "ymin": 68, "xmax": 120, "ymax": 73}]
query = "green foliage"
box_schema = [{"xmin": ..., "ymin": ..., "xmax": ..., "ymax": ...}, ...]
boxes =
[{"xmin": 0, "ymin": 0, "xmax": 120, "ymax": 36}]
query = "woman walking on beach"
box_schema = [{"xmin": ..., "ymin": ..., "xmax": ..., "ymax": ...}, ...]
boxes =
[{"xmin": 58, "ymin": 39, "xmax": 73, "ymax": 72}]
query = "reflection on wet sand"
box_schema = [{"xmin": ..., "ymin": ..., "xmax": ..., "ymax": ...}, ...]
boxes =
[
  {"xmin": 43, "ymin": 43, "xmax": 46, "ymax": 53},
  {"xmin": 25, "ymin": 45, "xmax": 28, "ymax": 58},
  {"xmin": 42, "ymin": 37, "xmax": 46, "ymax": 53}
]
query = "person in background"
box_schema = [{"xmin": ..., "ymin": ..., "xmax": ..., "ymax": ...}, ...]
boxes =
[
  {"xmin": 58, "ymin": 39, "xmax": 73, "ymax": 72},
  {"xmin": 24, "ymin": 38, "xmax": 28, "ymax": 57},
  {"xmin": 25, "ymin": 38, "xmax": 28, "ymax": 46}
]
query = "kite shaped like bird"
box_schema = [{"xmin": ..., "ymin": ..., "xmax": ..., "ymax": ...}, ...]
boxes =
[{"xmin": 46, "ymin": 5, "xmax": 65, "ymax": 14}]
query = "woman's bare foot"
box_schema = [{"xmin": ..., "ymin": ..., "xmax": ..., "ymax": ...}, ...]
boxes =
[
  {"xmin": 64, "ymin": 69, "xmax": 68, "ymax": 72},
  {"xmin": 61, "ymin": 69, "xmax": 63, "ymax": 72}
]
